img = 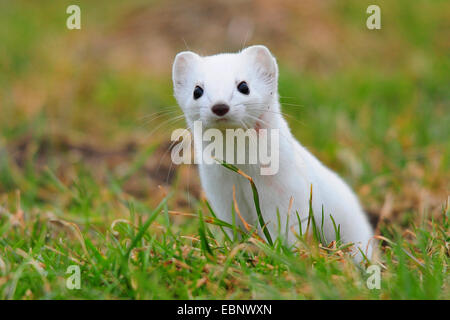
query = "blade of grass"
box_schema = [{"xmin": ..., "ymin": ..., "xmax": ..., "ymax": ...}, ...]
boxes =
[{"xmin": 215, "ymin": 159, "xmax": 273, "ymax": 246}]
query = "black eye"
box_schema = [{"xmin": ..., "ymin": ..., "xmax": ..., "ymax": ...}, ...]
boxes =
[
  {"xmin": 237, "ymin": 81, "xmax": 249, "ymax": 95},
  {"xmin": 193, "ymin": 86, "xmax": 203, "ymax": 100}
]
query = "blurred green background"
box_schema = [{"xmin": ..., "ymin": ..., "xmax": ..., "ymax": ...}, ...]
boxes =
[{"xmin": 0, "ymin": 0, "xmax": 449, "ymax": 225}]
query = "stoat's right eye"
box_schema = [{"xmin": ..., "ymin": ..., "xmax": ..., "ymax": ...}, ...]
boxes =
[{"xmin": 193, "ymin": 86, "xmax": 203, "ymax": 100}]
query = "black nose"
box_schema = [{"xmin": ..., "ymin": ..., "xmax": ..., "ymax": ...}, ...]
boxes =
[{"xmin": 211, "ymin": 104, "xmax": 229, "ymax": 116}]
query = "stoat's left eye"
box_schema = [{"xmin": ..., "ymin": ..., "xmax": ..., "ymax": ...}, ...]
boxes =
[
  {"xmin": 237, "ymin": 81, "xmax": 249, "ymax": 95},
  {"xmin": 193, "ymin": 86, "xmax": 203, "ymax": 100}
]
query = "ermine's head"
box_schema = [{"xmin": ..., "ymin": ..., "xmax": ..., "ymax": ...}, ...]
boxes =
[{"xmin": 172, "ymin": 45, "xmax": 279, "ymax": 130}]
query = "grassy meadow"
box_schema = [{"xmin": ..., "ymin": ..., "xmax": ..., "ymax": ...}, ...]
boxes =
[{"xmin": 0, "ymin": 0, "xmax": 448, "ymax": 299}]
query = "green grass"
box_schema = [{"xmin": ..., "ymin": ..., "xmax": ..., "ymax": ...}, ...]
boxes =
[
  {"xmin": 0, "ymin": 0, "xmax": 449, "ymax": 299},
  {"xmin": 0, "ymin": 172, "xmax": 448, "ymax": 299}
]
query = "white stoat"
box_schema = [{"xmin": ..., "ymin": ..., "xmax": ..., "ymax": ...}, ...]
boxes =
[{"xmin": 172, "ymin": 45, "xmax": 373, "ymax": 262}]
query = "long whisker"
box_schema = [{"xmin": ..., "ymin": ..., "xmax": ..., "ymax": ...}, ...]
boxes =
[
  {"xmin": 239, "ymin": 120, "xmax": 249, "ymax": 130},
  {"xmin": 280, "ymin": 102, "xmax": 305, "ymax": 109},
  {"xmin": 138, "ymin": 110, "xmax": 183, "ymax": 128},
  {"xmin": 139, "ymin": 107, "xmax": 180, "ymax": 122},
  {"xmin": 243, "ymin": 101, "xmax": 305, "ymax": 111},
  {"xmin": 279, "ymin": 95, "xmax": 297, "ymax": 100},
  {"xmin": 244, "ymin": 113, "xmax": 272, "ymax": 128},
  {"xmin": 140, "ymin": 106, "xmax": 179, "ymax": 117},
  {"xmin": 243, "ymin": 104, "xmax": 306, "ymax": 127},
  {"xmin": 143, "ymin": 115, "xmax": 186, "ymax": 140}
]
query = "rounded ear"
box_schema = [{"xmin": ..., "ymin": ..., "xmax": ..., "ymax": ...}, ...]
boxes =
[
  {"xmin": 241, "ymin": 45, "xmax": 278, "ymax": 83},
  {"xmin": 172, "ymin": 51, "xmax": 200, "ymax": 90}
]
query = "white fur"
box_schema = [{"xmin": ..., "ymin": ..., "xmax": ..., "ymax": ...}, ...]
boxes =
[{"xmin": 172, "ymin": 45, "xmax": 373, "ymax": 262}]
